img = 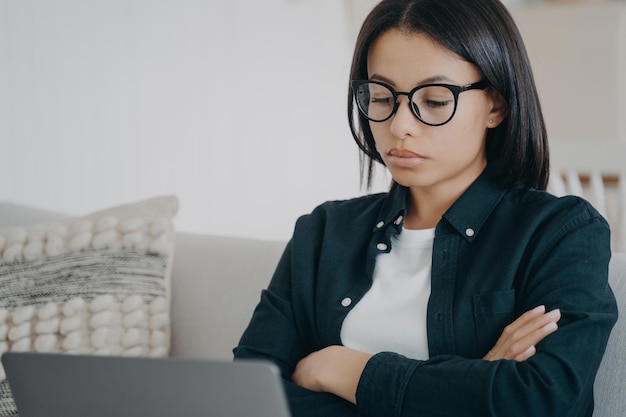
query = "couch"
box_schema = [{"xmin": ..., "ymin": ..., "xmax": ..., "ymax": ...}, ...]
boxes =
[{"xmin": 0, "ymin": 199, "xmax": 624, "ymax": 416}]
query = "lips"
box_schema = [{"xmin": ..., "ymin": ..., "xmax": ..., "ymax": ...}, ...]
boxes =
[
  {"xmin": 388, "ymin": 149, "xmax": 425, "ymax": 158},
  {"xmin": 386, "ymin": 148, "xmax": 427, "ymax": 168}
]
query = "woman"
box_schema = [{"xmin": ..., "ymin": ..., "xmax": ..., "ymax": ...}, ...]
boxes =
[{"xmin": 234, "ymin": 0, "xmax": 618, "ymax": 416}]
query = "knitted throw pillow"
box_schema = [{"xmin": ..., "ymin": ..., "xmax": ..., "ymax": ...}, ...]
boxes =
[{"xmin": 0, "ymin": 196, "xmax": 178, "ymax": 417}]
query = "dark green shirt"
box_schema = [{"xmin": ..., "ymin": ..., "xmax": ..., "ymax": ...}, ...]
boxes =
[{"xmin": 234, "ymin": 164, "xmax": 618, "ymax": 417}]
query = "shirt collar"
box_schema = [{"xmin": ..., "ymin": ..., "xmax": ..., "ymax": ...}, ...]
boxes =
[
  {"xmin": 373, "ymin": 163, "xmax": 508, "ymax": 241},
  {"xmin": 442, "ymin": 163, "xmax": 508, "ymax": 241},
  {"xmin": 372, "ymin": 182, "xmax": 407, "ymax": 234}
]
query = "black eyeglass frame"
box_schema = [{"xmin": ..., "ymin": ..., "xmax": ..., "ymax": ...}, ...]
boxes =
[{"xmin": 351, "ymin": 79, "xmax": 489, "ymax": 126}]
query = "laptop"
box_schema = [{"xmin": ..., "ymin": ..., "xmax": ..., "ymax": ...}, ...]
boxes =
[{"xmin": 2, "ymin": 351, "xmax": 291, "ymax": 417}]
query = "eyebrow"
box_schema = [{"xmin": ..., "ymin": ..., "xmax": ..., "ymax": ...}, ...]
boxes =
[{"xmin": 369, "ymin": 73, "xmax": 456, "ymax": 86}]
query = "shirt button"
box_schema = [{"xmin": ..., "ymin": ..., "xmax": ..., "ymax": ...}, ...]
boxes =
[
  {"xmin": 376, "ymin": 243, "xmax": 388, "ymax": 251},
  {"xmin": 394, "ymin": 215, "xmax": 403, "ymax": 225},
  {"xmin": 465, "ymin": 228, "xmax": 475, "ymax": 237},
  {"xmin": 341, "ymin": 297, "xmax": 352, "ymax": 307},
  {"xmin": 376, "ymin": 221, "xmax": 385, "ymax": 229}
]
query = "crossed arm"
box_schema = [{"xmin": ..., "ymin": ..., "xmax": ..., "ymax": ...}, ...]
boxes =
[{"xmin": 292, "ymin": 305, "xmax": 561, "ymax": 404}]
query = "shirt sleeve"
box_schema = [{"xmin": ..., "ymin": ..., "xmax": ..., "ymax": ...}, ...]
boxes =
[
  {"xmin": 355, "ymin": 210, "xmax": 618, "ymax": 417},
  {"xmin": 234, "ymin": 238, "xmax": 363, "ymax": 417},
  {"xmin": 283, "ymin": 381, "xmax": 361, "ymax": 417}
]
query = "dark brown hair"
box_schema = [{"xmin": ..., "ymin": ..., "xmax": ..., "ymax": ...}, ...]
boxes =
[{"xmin": 348, "ymin": 0, "xmax": 549, "ymax": 190}]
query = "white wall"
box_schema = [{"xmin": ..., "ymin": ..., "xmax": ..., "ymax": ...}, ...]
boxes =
[
  {"xmin": 3, "ymin": 0, "xmax": 622, "ymax": 241},
  {"xmin": 1, "ymin": 0, "xmax": 389, "ymax": 241},
  {"xmin": 512, "ymin": 2, "xmax": 626, "ymax": 143}
]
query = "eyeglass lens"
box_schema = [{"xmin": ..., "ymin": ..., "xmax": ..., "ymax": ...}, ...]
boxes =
[{"xmin": 354, "ymin": 82, "xmax": 456, "ymax": 125}]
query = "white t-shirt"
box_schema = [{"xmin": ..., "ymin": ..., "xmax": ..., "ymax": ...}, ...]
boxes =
[{"xmin": 340, "ymin": 227, "xmax": 434, "ymax": 360}]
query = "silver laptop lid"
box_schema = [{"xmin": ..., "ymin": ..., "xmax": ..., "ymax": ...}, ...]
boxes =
[{"xmin": 2, "ymin": 352, "xmax": 291, "ymax": 417}]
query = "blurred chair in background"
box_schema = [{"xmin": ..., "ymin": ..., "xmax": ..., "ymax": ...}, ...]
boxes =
[{"xmin": 548, "ymin": 141, "xmax": 626, "ymax": 253}]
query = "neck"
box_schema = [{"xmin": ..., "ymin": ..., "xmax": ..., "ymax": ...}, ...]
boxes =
[
  {"xmin": 403, "ymin": 164, "xmax": 486, "ymax": 230},
  {"xmin": 404, "ymin": 189, "xmax": 456, "ymax": 230}
]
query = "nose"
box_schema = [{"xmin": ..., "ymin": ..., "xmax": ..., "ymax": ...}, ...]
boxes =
[{"xmin": 389, "ymin": 96, "xmax": 422, "ymax": 139}]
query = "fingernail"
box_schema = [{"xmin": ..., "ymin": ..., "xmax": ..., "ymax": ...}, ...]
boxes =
[
  {"xmin": 546, "ymin": 309, "xmax": 561, "ymax": 319},
  {"xmin": 532, "ymin": 305, "xmax": 546, "ymax": 314}
]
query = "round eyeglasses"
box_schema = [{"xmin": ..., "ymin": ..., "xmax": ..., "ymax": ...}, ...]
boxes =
[{"xmin": 351, "ymin": 79, "xmax": 488, "ymax": 126}]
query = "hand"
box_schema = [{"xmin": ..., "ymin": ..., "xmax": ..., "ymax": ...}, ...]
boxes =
[
  {"xmin": 484, "ymin": 305, "xmax": 561, "ymax": 362},
  {"xmin": 292, "ymin": 345, "xmax": 372, "ymax": 404}
]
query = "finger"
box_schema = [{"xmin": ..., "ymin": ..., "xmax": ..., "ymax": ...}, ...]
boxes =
[
  {"xmin": 513, "ymin": 345, "xmax": 536, "ymax": 362},
  {"xmin": 501, "ymin": 305, "xmax": 546, "ymax": 335},
  {"xmin": 526, "ymin": 308, "xmax": 561, "ymax": 330},
  {"xmin": 497, "ymin": 306, "xmax": 546, "ymax": 344},
  {"xmin": 512, "ymin": 308, "xmax": 561, "ymax": 347},
  {"xmin": 485, "ymin": 308, "xmax": 560, "ymax": 361},
  {"xmin": 490, "ymin": 306, "xmax": 547, "ymax": 354},
  {"xmin": 502, "ymin": 308, "xmax": 560, "ymax": 345},
  {"xmin": 509, "ymin": 312, "xmax": 559, "ymax": 358}
]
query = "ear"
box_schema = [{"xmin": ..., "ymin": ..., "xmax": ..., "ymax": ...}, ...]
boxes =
[{"xmin": 486, "ymin": 88, "xmax": 508, "ymax": 128}]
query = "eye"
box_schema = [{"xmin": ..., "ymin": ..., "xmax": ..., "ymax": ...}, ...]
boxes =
[
  {"xmin": 371, "ymin": 96, "xmax": 394, "ymax": 105},
  {"xmin": 423, "ymin": 98, "xmax": 452, "ymax": 108},
  {"xmin": 414, "ymin": 86, "xmax": 455, "ymax": 110}
]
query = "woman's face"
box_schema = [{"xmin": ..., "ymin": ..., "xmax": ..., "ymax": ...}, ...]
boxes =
[{"xmin": 367, "ymin": 29, "xmax": 504, "ymax": 194}]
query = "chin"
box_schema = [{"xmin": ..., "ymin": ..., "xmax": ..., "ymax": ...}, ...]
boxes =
[{"xmin": 391, "ymin": 174, "xmax": 438, "ymax": 189}]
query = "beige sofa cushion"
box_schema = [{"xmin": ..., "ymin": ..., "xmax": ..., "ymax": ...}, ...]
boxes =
[
  {"xmin": 170, "ymin": 232, "xmax": 285, "ymax": 359},
  {"xmin": 594, "ymin": 252, "xmax": 626, "ymax": 417}
]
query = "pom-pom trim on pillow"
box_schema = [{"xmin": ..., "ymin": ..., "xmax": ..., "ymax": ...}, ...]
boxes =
[{"xmin": 0, "ymin": 215, "xmax": 173, "ymax": 265}]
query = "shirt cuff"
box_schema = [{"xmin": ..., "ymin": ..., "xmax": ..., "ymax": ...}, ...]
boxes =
[{"xmin": 355, "ymin": 352, "xmax": 421, "ymax": 417}]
